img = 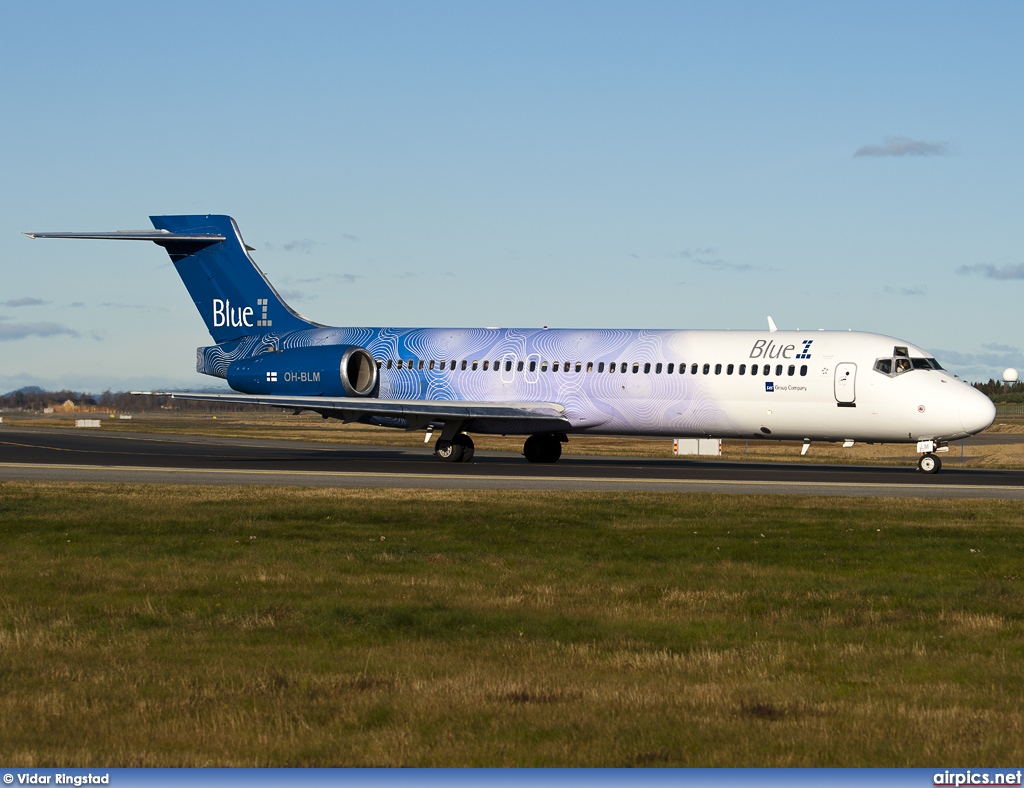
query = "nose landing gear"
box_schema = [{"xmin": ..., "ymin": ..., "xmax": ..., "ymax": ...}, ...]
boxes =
[{"xmin": 915, "ymin": 440, "xmax": 946, "ymax": 473}]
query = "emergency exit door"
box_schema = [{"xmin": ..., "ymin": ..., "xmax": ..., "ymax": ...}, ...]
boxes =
[{"xmin": 834, "ymin": 363, "xmax": 857, "ymax": 405}]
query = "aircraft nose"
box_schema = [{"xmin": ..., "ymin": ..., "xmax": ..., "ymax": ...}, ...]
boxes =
[{"xmin": 960, "ymin": 387, "xmax": 996, "ymax": 434}]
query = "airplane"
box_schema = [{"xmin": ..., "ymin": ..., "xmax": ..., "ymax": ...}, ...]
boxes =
[{"xmin": 25, "ymin": 214, "xmax": 996, "ymax": 473}]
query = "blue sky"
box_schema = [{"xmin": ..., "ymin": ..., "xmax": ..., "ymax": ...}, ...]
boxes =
[{"xmin": 1, "ymin": 1, "xmax": 1022, "ymax": 391}]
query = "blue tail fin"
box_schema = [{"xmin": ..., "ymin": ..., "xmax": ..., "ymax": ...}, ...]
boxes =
[{"xmin": 150, "ymin": 215, "xmax": 319, "ymax": 343}]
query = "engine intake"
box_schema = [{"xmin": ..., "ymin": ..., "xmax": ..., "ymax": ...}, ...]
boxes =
[{"xmin": 227, "ymin": 345, "xmax": 378, "ymax": 397}]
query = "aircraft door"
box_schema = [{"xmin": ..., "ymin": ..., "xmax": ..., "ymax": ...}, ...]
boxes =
[{"xmin": 835, "ymin": 362, "xmax": 856, "ymax": 405}]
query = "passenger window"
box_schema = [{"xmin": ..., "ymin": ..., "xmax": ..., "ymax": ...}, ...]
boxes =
[
  {"xmin": 739, "ymin": 364, "xmax": 746, "ymax": 375},
  {"xmin": 460, "ymin": 360, "xmax": 467, "ymax": 371},
  {"xmin": 643, "ymin": 362, "xmax": 651, "ymax": 374},
  {"xmin": 408, "ymin": 359, "xmax": 414, "ymax": 369},
  {"xmin": 418, "ymin": 360, "xmax": 425, "ymax": 370},
  {"xmin": 575, "ymin": 362, "xmax": 582, "ymax": 372},
  {"xmin": 609, "ymin": 362, "xmax": 616, "ymax": 373},
  {"xmin": 667, "ymin": 363, "xmax": 674, "ymax": 374},
  {"xmin": 632, "ymin": 363, "xmax": 640, "ymax": 374},
  {"xmin": 376, "ymin": 360, "xmax": 383, "ymax": 369},
  {"xmin": 386, "ymin": 359, "xmax": 393, "ymax": 370},
  {"xmin": 691, "ymin": 363, "xmax": 698, "ymax": 375},
  {"xmin": 506, "ymin": 361, "xmax": 513, "ymax": 372},
  {"xmin": 450, "ymin": 360, "xmax": 457, "ymax": 371},
  {"xmin": 621, "ymin": 363, "xmax": 627, "ymax": 373},
  {"xmin": 552, "ymin": 362, "xmax": 560, "ymax": 372},
  {"xmin": 655, "ymin": 363, "xmax": 662, "ymax": 374},
  {"xmin": 565, "ymin": 362, "xmax": 571, "ymax": 373},
  {"xmin": 529, "ymin": 361, "xmax": 536, "ymax": 372},
  {"xmin": 483, "ymin": 360, "xmax": 490, "ymax": 371},
  {"xmin": 471, "ymin": 361, "xmax": 479, "ymax": 371},
  {"xmin": 598, "ymin": 362, "xmax": 605, "ymax": 373},
  {"xmin": 703, "ymin": 363, "xmax": 710, "ymax": 375},
  {"xmin": 800, "ymin": 365, "xmax": 807, "ymax": 376},
  {"xmin": 541, "ymin": 361, "xmax": 549, "ymax": 372},
  {"xmin": 775, "ymin": 364, "xmax": 783, "ymax": 376},
  {"xmin": 727, "ymin": 364, "xmax": 734, "ymax": 375},
  {"xmin": 586, "ymin": 362, "xmax": 593, "ymax": 373},
  {"xmin": 787, "ymin": 365, "xmax": 795, "ymax": 376},
  {"xmin": 428, "ymin": 360, "xmax": 435, "ymax": 370},
  {"xmin": 517, "ymin": 361, "xmax": 524, "ymax": 372},
  {"xmin": 714, "ymin": 363, "xmax": 722, "ymax": 375}
]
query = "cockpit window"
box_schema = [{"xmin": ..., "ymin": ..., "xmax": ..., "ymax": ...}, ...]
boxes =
[
  {"xmin": 894, "ymin": 346, "xmax": 909, "ymax": 357},
  {"xmin": 874, "ymin": 355, "xmax": 944, "ymax": 377}
]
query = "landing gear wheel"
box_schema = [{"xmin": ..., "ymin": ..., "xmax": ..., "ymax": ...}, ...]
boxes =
[
  {"xmin": 523, "ymin": 434, "xmax": 563, "ymax": 463},
  {"xmin": 453, "ymin": 434, "xmax": 475, "ymax": 463},
  {"xmin": 918, "ymin": 453, "xmax": 941, "ymax": 474},
  {"xmin": 434, "ymin": 438, "xmax": 464, "ymax": 463}
]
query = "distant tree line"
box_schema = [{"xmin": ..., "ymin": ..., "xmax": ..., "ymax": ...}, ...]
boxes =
[
  {"xmin": 973, "ymin": 380, "xmax": 1024, "ymax": 404},
  {"xmin": 0, "ymin": 389, "xmax": 275, "ymax": 413}
]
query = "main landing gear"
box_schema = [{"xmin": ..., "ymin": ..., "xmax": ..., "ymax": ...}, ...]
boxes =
[
  {"xmin": 434, "ymin": 433, "xmax": 475, "ymax": 463},
  {"xmin": 432, "ymin": 432, "xmax": 567, "ymax": 464},
  {"xmin": 523, "ymin": 433, "xmax": 563, "ymax": 464}
]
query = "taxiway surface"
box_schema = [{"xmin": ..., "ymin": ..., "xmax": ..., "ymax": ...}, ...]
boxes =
[{"xmin": 2, "ymin": 426, "xmax": 1024, "ymax": 499}]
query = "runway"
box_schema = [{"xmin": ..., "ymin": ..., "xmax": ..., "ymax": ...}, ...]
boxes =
[{"xmin": 3, "ymin": 425, "xmax": 1024, "ymax": 499}]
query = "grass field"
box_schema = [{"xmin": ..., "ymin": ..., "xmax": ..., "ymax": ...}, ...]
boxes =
[{"xmin": 1, "ymin": 482, "xmax": 1023, "ymax": 766}]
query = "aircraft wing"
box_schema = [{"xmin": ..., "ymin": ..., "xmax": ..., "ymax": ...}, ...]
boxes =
[{"xmin": 134, "ymin": 391, "xmax": 571, "ymax": 434}]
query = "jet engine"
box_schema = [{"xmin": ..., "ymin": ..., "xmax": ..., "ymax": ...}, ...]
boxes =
[{"xmin": 227, "ymin": 345, "xmax": 378, "ymax": 397}]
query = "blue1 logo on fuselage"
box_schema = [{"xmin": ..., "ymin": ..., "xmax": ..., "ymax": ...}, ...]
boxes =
[{"xmin": 749, "ymin": 339, "xmax": 813, "ymax": 360}]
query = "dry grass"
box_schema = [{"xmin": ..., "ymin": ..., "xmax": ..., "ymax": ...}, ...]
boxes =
[{"xmin": 1, "ymin": 483, "xmax": 1023, "ymax": 765}]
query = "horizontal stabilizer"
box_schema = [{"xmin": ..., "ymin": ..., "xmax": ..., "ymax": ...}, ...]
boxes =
[{"xmin": 24, "ymin": 230, "xmax": 225, "ymax": 243}]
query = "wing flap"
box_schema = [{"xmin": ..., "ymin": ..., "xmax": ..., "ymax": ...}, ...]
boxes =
[{"xmin": 133, "ymin": 391, "xmax": 569, "ymax": 430}]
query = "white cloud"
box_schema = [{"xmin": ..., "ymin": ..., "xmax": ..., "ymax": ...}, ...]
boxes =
[
  {"xmin": 854, "ymin": 136, "xmax": 951, "ymax": 158},
  {"xmin": 0, "ymin": 322, "xmax": 79, "ymax": 341},
  {"xmin": 957, "ymin": 263, "xmax": 1024, "ymax": 280}
]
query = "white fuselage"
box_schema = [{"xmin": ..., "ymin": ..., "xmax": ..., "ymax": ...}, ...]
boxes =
[{"xmin": 212, "ymin": 325, "xmax": 995, "ymax": 443}]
